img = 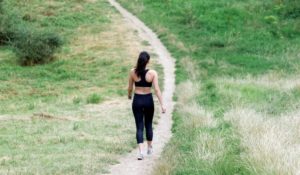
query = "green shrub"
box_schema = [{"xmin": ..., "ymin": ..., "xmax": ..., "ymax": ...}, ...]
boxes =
[
  {"xmin": 12, "ymin": 29, "xmax": 63, "ymax": 66},
  {"xmin": 0, "ymin": 31, "xmax": 7, "ymax": 44},
  {"xmin": 0, "ymin": 0, "xmax": 63, "ymax": 65},
  {"xmin": 0, "ymin": 27, "xmax": 16, "ymax": 45},
  {"xmin": 280, "ymin": 0, "xmax": 300, "ymax": 19},
  {"xmin": 0, "ymin": 0, "xmax": 6, "ymax": 44},
  {"xmin": 0, "ymin": 0, "xmax": 17, "ymax": 45},
  {"xmin": 0, "ymin": 0, "xmax": 3, "ymax": 13}
]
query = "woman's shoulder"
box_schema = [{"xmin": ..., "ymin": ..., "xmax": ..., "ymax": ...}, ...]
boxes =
[
  {"xmin": 147, "ymin": 69, "xmax": 158, "ymax": 76},
  {"xmin": 129, "ymin": 68, "xmax": 136, "ymax": 77},
  {"xmin": 130, "ymin": 68, "xmax": 136, "ymax": 73}
]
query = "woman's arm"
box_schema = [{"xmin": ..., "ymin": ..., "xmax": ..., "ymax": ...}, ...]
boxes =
[
  {"xmin": 152, "ymin": 71, "xmax": 166, "ymax": 113},
  {"xmin": 128, "ymin": 70, "xmax": 134, "ymax": 99}
]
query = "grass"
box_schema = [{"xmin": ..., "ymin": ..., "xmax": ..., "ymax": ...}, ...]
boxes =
[
  {"xmin": 224, "ymin": 108, "xmax": 300, "ymax": 175},
  {"xmin": 0, "ymin": 0, "xmax": 163, "ymax": 174},
  {"xmin": 86, "ymin": 93, "xmax": 103, "ymax": 104},
  {"xmin": 0, "ymin": 0, "xmax": 163, "ymax": 115},
  {"xmin": 0, "ymin": 99, "xmax": 136, "ymax": 174},
  {"xmin": 0, "ymin": 0, "xmax": 114, "ymax": 115},
  {"xmin": 117, "ymin": 0, "xmax": 300, "ymax": 174}
]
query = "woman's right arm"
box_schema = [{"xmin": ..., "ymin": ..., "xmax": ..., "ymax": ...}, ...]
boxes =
[
  {"xmin": 152, "ymin": 71, "xmax": 166, "ymax": 113},
  {"xmin": 128, "ymin": 70, "xmax": 134, "ymax": 99}
]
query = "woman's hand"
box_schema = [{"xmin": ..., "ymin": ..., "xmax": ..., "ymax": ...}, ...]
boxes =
[{"xmin": 161, "ymin": 105, "xmax": 166, "ymax": 113}]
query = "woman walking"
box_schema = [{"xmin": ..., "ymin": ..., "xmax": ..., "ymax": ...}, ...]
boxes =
[{"xmin": 128, "ymin": 51, "xmax": 166, "ymax": 160}]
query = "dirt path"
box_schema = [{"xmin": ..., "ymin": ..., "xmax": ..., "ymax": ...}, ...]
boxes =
[{"xmin": 107, "ymin": 0, "xmax": 176, "ymax": 175}]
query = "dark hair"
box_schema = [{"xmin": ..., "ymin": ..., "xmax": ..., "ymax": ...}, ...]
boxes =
[{"xmin": 135, "ymin": 51, "xmax": 150, "ymax": 77}]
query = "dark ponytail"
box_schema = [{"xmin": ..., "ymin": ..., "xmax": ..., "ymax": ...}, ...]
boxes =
[{"xmin": 135, "ymin": 51, "xmax": 150, "ymax": 77}]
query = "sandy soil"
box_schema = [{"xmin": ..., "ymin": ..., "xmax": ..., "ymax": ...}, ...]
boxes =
[{"xmin": 106, "ymin": 0, "xmax": 176, "ymax": 175}]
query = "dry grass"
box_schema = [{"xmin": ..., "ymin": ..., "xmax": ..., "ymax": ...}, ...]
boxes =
[
  {"xmin": 176, "ymin": 80, "xmax": 216, "ymax": 129},
  {"xmin": 179, "ymin": 57, "xmax": 200, "ymax": 80},
  {"xmin": 153, "ymin": 80, "xmax": 222, "ymax": 175},
  {"xmin": 155, "ymin": 56, "xmax": 300, "ymax": 174},
  {"xmin": 216, "ymin": 73, "xmax": 300, "ymax": 91},
  {"xmin": 68, "ymin": 15, "xmax": 152, "ymax": 61},
  {"xmin": 217, "ymin": 71, "xmax": 300, "ymax": 174},
  {"xmin": 167, "ymin": 33, "xmax": 188, "ymax": 52},
  {"xmin": 0, "ymin": 98, "xmax": 135, "ymax": 174},
  {"xmin": 225, "ymin": 108, "xmax": 300, "ymax": 175},
  {"xmin": 153, "ymin": 38, "xmax": 229, "ymax": 174}
]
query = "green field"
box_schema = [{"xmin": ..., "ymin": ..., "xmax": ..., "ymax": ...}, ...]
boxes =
[
  {"xmin": 0, "ymin": 0, "xmax": 162, "ymax": 174},
  {"xmin": 0, "ymin": 0, "xmax": 127, "ymax": 115},
  {"xmin": 117, "ymin": 0, "xmax": 300, "ymax": 174},
  {"xmin": 1, "ymin": 0, "xmax": 299, "ymax": 174}
]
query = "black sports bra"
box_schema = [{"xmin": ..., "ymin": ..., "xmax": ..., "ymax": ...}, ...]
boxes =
[{"xmin": 135, "ymin": 69, "xmax": 152, "ymax": 87}]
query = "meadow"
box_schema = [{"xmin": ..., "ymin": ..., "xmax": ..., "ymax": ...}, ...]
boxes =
[
  {"xmin": 117, "ymin": 0, "xmax": 300, "ymax": 174},
  {"xmin": 0, "ymin": 0, "xmax": 162, "ymax": 174}
]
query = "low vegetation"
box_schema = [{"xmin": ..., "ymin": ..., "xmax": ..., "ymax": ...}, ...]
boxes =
[
  {"xmin": 0, "ymin": 0, "xmax": 62, "ymax": 65},
  {"xmin": 118, "ymin": 0, "xmax": 300, "ymax": 174}
]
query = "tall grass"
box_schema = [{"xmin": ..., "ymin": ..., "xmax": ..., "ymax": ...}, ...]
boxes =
[
  {"xmin": 117, "ymin": 0, "xmax": 300, "ymax": 174},
  {"xmin": 225, "ymin": 108, "xmax": 300, "ymax": 175}
]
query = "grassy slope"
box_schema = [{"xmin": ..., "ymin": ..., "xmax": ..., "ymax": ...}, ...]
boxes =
[
  {"xmin": 0, "ymin": 0, "xmax": 162, "ymax": 174},
  {"xmin": 0, "ymin": 0, "xmax": 129, "ymax": 115},
  {"xmin": 117, "ymin": 0, "xmax": 300, "ymax": 174}
]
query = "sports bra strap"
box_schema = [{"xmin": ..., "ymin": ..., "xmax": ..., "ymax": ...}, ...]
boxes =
[{"xmin": 135, "ymin": 69, "xmax": 152, "ymax": 87}]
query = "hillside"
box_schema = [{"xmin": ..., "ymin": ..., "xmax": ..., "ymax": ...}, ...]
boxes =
[
  {"xmin": 117, "ymin": 0, "xmax": 300, "ymax": 174},
  {"xmin": 0, "ymin": 0, "xmax": 162, "ymax": 174}
]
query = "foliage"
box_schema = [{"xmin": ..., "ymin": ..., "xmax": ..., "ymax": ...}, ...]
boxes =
[
  {"xmin": 0, "ymin": 0, "xmax": 7, "ymax": 44},
  {"xmin": 277, "ymin": 0, "xmax": 300, "ymax": 19},
  {"xmin": 0, "ymin": 0, "xmax": 62, "ymax": 65},
  {"xmin": 0, "ymin": 0, "xmax": 3, "ymax": 13},
  {"xmin": 12, "ymin": 29, "xmax": 62, "ymax": 65}
]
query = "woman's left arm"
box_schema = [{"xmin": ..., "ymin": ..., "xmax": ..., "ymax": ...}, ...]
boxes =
[{"xmin": 128, "ymin": 70, "xmax": 134, "ymax": 99}]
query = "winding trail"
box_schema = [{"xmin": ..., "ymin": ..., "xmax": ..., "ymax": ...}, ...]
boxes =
[{"xmin": 107, "ymin": 0, "xmax": 176, "ymax": 175}]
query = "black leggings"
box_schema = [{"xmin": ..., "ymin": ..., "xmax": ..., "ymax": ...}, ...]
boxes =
[{"xmin": 132, "ymin": 93, "xmax": 154, "ymax": 144}]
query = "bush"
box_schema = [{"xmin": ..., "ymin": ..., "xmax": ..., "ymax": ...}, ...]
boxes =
[
  {"xmin": 0, "ymin": 0, "xmax": 63, "ymax": 65},
  {"xmin": 0, "ymin": 31, "xmax": 7, "ymax": 44},
  {"xmin": 0, "ymin": 0, "xmax": 6, "ymax": 44},
  {"xmin": 0, "ymin": 0, "xmax": 16, "ymax": 45},
  {"xmin": 281, "ymin": 0, "xmax": 300, "ymax": 19},
  {"xmin": 0, "ymin": 11, "xmax": 23, "ymax": 44},
  {"xmin": 12, "ymin": 29, "xmax": 63, "ymax": 66},
  {"xmin": 0, "ymin": 27, "xmax": 16, "ymax": 45},
  {"xmin": 0, "ymin": 0, "xmax": 3, "ymax": 13}
]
